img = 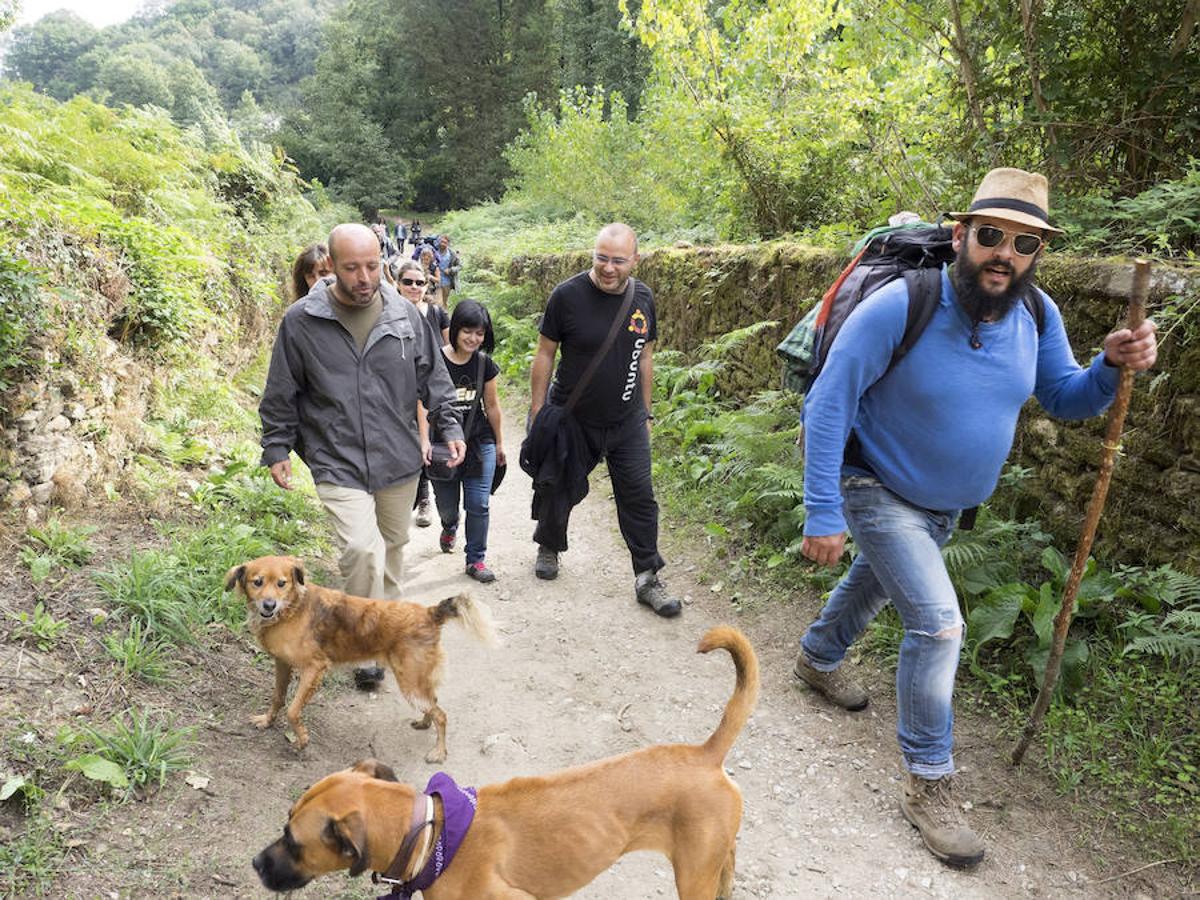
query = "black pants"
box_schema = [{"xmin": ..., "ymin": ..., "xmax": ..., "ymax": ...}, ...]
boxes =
[{"xmin": 533, "ymin": 412, "xmax": 665, "ymax": 575}]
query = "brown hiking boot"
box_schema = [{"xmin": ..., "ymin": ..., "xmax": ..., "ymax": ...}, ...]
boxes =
[
  {"xmin": 793, "ymin": 654, "xmax": 868, "ymax": 711},
  {"xmin": 900, "ymin": 773, "xmax": 986, "ymax": 868}
]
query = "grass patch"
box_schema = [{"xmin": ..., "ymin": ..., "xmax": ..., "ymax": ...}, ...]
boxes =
[
  {"xmin": 75, "ymin": 710, "xmax": 193, "ymax": 795},
  {"xmin": 0, "ymin": 814, "xmax": 68, "ymax": 897},
  {"xmin": 104, "ymin": 621, "xmax": 174, "ymax": 684}
]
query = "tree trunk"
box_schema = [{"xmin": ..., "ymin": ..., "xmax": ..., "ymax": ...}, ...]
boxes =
[
  {"xmin": 946, "ymin": 0, "xmax": 991, "ymax": 149},
  {"xmin": 1018, "ymin": 0, "xmax": 1057, "ymax": 163}
]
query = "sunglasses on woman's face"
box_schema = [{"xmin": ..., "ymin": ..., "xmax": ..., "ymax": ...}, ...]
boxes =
[
  {"xmin": 400, "ymin": 277, "xmax": 427, "ymax": 286},
  {"xmin": 972, "ymin": 224, "xmax": 1043, "ymax": 257}
]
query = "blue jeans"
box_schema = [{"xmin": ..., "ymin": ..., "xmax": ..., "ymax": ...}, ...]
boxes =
[
  {"xmin": 432, "ymin": 442, "xmax": 495, "ymax": 565},
  {"xmin": 801, "ymin": 476, "xmax": 962, "ymax": 778}
]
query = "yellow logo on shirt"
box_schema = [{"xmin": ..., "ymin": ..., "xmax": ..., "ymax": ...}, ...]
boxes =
[{"xmin": 627, "ymin": 309, "xmax": 648, "ymax": 335}]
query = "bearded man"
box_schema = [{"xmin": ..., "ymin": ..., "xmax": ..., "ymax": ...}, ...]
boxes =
[{"xmin": 791, "ymin": 169, "xmax": 1158, "ymax": 867}]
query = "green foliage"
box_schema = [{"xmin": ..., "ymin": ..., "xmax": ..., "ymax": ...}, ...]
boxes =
[
  {"xmin": 23, "ymin": 518, "xmax": 98, "ymax": 572},
  {"xmin": 6, "ymin": 1, "xmax": 334, "ymax": 136},
  {"xmin": 0, "ymin": 813, "xmax": 67, "ymax": 897},
  {"xmin": 94, "ymin": 550, "xmax": 198, "ymax": 644},
  {"xmin": 0, "ymin": 83, "xmax": 337, "ymax": 365},
  {"xmin": 104, "ymin": 621, "xmax": 175, "ymax": 684},
  {"xmin": 0, "ymin": 249, "xmax": 45, "ymax": 398},
  {"xmin": 505, "ymin": 88, "xmax": 688, "ymax": 231},
  {"xmin": 74, "ymin": 710, "xmax": 193, "ymax": 794},
  {"xmin": 8, "ymin": 603, "xmax": 70, "ymax": 652}
]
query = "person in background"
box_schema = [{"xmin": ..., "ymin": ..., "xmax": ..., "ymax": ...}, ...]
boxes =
[
  {"xmin": 432, "ymin": 299, "xmax": 505, "ymax": 583},
  {"xmin": 418, "ymin": 245, "xmax": 442, "ymax": 304},
  {"xmin": 397, "ymin": 259, "xmax": 451, "ymax": 529},
  {"xmin": 260, "ymin": 223, "xmax": 464, "ymax": 691},
  {"xmin": 434, "ymin": 234, "xmax": 461, "ymax": 308},
  {"xmin": 289, "ymin": 243, "xmax": 332, "ymax": 300}
]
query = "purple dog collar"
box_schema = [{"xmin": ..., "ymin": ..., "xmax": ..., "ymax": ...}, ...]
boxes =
[{"xmin": 378, "ymin": 772, "xmax": 477, "ymax": 899}]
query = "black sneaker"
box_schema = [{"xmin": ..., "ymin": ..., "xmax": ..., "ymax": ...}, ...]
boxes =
[
  {"xmin": 353, "ymin": 666, "xmax": 385, "ymax": 691},
  {"xmin": 534, "ymin": 546, "xmax": 559, "ymax": 580},
  {"xmin": 634, "ymin": 571, "xmax": 682, "ymax": 618}
]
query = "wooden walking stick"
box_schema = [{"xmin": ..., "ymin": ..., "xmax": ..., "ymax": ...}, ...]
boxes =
[{"xmin": 1011, "ymin": 259, "xmax": 1150, "ymax": 766}]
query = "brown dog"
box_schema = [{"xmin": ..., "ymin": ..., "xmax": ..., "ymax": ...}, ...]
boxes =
[
  {"xmin": 225, "ymin": 555, "xmax": 495, "ymax": 762},
  {"xmin": 253, "ymin": 625, "xmax": 759, "ymax": 899}
]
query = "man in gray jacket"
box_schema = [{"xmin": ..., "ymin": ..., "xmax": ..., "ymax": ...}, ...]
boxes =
[{"xmin": 259, "ymin": 223, "xmax": 465, "ymax": 688}]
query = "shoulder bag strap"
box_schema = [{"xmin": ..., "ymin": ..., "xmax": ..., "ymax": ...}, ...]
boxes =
[{"xmin": 564, "ymin": 277, "xmax": 638, "ymax": 414}]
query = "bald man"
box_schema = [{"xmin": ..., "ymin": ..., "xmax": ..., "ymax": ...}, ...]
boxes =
[
  {"xmin": 259, "ymin": 223, "xmax": 465, "ymax": 688},
  {"xmin": 527, "ymin": 223, "xmax": 681, "ymax": 618}
]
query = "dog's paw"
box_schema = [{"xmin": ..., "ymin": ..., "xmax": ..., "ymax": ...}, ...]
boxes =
[
  {"xmin": 410, "ymin": 716, "xmax": 432, "ymax": 731},
  {"xmin": 424, "ymin": 747, "xmax": 447, "ymax": 764},
  {"xmin": 251, "ymin": 713, "xmax": 275, "ymax": 730}
]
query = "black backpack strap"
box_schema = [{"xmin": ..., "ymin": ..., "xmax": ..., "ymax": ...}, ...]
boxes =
[{"xmin": 889, "ymin": 267, "xmax": 942, "ymax": 374}]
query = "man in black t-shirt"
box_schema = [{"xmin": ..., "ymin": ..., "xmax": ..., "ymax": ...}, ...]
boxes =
[{"xmin": 528, "ymin": 223, "xmax": 681, "ymax": 618}]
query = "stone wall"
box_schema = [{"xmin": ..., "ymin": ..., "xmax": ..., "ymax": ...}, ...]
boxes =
[{"xmin": 508, "ymin": 246, "xmax": 1200, "ymax": 571}]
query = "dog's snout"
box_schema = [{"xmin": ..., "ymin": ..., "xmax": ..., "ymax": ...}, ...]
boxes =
[
  {"xmin": 253, "ymin": 843, "xmax": 310, "ymax": 892},
  {"xmin": 262, "ymin": 598, "xmax": 277, "ymax": 613}
]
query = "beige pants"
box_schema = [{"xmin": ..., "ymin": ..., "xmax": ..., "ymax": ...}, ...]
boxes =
[{"xmin": 315, "ymin": 479, "xmax": 419, "ymax": 600}]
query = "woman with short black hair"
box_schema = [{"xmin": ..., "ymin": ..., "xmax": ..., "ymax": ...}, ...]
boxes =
[{"xmin": 432, "ymin": 300, "xmax": 505, "ymax": 582}]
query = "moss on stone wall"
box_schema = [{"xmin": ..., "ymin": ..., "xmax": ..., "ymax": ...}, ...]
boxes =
[{"xmin": 508, "ymin": 246, "xmax": 1200, "ymax": 572}]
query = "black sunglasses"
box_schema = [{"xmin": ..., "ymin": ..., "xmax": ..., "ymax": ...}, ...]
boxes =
[
  {"xmin": 973, "ymin": 224, "xmax": 1043, "ymax": 257},
  {"xmin": 400, "ymin": 277, "xmax": 427, "ymax": 286}
]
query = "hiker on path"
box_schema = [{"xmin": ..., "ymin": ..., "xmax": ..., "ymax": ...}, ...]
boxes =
[
  {"xmin": 793, "ymin": 168, "xmax": 1158, "ymax": 868},
  {"xmin": 434, "ymin": 234, "xmax": 462, "ymax": 308},
  {"xmin": 259, "ymin": 223, "xmax": 464, "ymax": 690},
  {"xmin": 395, "ymin": 258, "xmax": 450, "ymax": 529},
  {"xmin": 289, "ymin": 243, "xmax": 332, "ymax": 300},
  {"xmin": 526, "ymin": 223, "xmax": 682, "ymax": 618},
  {"xmin": 432, "ymin": 300, "xmax": 506, "ymax": 584}
]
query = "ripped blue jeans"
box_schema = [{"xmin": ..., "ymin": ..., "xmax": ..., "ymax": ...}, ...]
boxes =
[{"xmin": 801, "ymin": 476, "xmax": 962, "ymax": 777}]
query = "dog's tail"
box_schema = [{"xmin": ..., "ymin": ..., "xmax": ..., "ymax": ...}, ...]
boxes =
[
  {"xmin": 430, "ymin": 593, "xmax": 499, "ymax": 646},
  {"xmin": 697, "ymin": 626, "xmax": 759, "ymax": 764}
]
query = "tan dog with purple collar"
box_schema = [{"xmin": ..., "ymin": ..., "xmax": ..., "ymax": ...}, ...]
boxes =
[{"xmin": 253, "ymin": 626, "xmax": 759, "ymax": 899}]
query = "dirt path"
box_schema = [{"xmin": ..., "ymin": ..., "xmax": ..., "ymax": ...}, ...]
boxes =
[{"xmin": 47, "ymin": 409, "xmax": 1177, "ymax": 899}]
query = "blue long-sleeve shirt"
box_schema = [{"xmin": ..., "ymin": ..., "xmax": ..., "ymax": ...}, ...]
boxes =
[{"xmin": 802, "ymin": 267, "xmax": 1119, "ymax": 536}]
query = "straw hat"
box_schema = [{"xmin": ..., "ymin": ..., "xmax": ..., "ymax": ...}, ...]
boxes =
[{"xmin": 947, "ymin": 167, "xmax": 1064, "ymax": 235}]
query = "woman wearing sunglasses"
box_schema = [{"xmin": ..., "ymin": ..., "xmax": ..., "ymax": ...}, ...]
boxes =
[
  {"xmin": 397, "ymin": 260, "xmax": 450, "ymax": 528},
  {"xmin": 431, "ymin": 300, "xmax": 505, "ymax": 583}
]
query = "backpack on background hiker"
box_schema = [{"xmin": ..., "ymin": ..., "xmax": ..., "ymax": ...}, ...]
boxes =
[
  {"xmin": 776, "ymin": 216, "xmax": 1045, "ymax": 530},
  {"xmin": 776, "ymin": 217, "xmax": 1045, "ymax": 396}
]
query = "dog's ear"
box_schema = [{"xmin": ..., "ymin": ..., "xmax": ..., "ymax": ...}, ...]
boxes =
[
  {"xmin": 325, "ymin": 812, "xmax": 369, "ymax": 876},
  {"xmin": 224, "ymin": 565, "xmax": 246, "ymax": 594},
  {"xmin": 351, "ymin": 758, "xmax": 398, "ymax": 782},
  {"xmin": 291, "ymin": 558, "xmax": 306, "ymax": 586}
]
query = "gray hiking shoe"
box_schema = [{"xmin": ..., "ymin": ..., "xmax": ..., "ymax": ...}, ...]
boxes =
[
  {"xmin": 793, "ymin": 654, "xmax": 869, "ymax": 711},
  {"xmin": 900, "ymin": 772, "xmax": 986, "ymax": 868},
  {"xmin": 534, "ymin": 545, "xmax": 559, "ymax": 580},
  {"xmin": 414, "ymin": 499, "xmax": 432, "ymax": 528},
  {"xmin": 634, "ymin": 571, "xmax": 682, "ymax": 618}
]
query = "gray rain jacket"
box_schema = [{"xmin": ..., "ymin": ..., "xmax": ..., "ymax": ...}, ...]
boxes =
[{"xmin": 259, "ymin": 280, "xmax": 463, "ymax": 492}]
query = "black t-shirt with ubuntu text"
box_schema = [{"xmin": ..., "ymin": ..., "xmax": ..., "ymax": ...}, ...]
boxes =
[{"xmin": 539, "ymin": 271, "xmax": 657, "ymax": 426}]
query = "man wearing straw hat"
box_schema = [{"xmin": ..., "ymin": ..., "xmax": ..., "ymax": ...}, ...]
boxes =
[{"xmin": 793, "ymin": 168, "xmax": 1158, "ymax": 867}]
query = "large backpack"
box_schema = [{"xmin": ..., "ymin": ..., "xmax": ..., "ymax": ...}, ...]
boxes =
[{"xmin": 777, "ymin": 221, "xmax": 1045, "ymax": 395}]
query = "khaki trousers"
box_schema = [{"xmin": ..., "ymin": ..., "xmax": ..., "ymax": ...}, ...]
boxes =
[{"xmin": 315, "ymin": 479, "xmax": 419, "ymax": 600}]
